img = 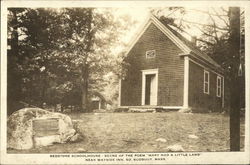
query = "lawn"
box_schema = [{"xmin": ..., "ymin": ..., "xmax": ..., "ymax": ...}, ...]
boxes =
[{"xmin": 8, "ymin": 112, "xmax": 245, "ymax": 153}]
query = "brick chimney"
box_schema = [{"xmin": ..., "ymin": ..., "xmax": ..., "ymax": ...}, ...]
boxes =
[{"xmin": 191, "ymin": 36, "xmax": 197, "ymax": 46}]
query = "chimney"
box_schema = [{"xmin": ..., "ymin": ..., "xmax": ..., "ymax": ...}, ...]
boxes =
[{"xmin": 191, "ymin": 36, "xmax": 197, "ymax": 46}]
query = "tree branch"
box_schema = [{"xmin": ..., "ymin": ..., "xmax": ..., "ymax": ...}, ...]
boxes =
[
  {"xmin": 208, "ymin": 11, "xmax": 220, "ymax": 43},
  {"xmin": 221, "ymin": 7, "xmax": 228, "ymax": 14},
  {"xmin": 196, "ymin": 38, "xmax": 215, "ymax": 46},
  {"xmin": 189, "ymin": 8, "xmax": 228, "ymax": 17},
  {"xmin": 165, "ymin": 8, "xmax": 180, "ymax": 18},
  {"xmin": 193, "ymin": 24, "xmax": 216, "ymax": 39},
  {"xmin": 181, "ymin": 19, "xmax": 229, "ymax": 31},
  {"xmin": 212, "ymin": 8, "xmax": 229, "ymax": 27}
]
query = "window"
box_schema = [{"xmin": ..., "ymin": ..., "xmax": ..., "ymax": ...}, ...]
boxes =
[
  {"xmin": 146, "ymin": 50, "xmax": 156, "ymax": 58},
  {"xmin": 217, "ymin": 76, "xmax": 222, "ymax": 97},
  {"xmin": 204, "ymin": 70, "xmax": 209, "ymax": 94}
]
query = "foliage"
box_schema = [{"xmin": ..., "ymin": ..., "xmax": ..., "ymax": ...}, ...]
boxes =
[
  {"xmin": 153, "ymin": 7, "xmax": 244, "ymax": 77},
  {"xmin": 7, "ymin": 8, "xmax": 132, "ymax": 113},
  {"xmin": 8, "ymin": 7, "xmax": 244, "ymax": 114}
]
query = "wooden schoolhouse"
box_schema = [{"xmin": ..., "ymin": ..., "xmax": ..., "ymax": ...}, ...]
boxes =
[{"xmin": 118, "ymin": 14, "xmax": 225, "ymax": 112}]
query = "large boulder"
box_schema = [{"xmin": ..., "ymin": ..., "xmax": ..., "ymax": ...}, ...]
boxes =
[{"xmin": 7, "ymin": 108, "xmax": 79, "ymax": 150}]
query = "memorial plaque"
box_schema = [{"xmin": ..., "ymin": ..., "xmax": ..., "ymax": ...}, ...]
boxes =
[{"xmin": 32, "ymin": 118, "xmax": 59, "ymax": 137}]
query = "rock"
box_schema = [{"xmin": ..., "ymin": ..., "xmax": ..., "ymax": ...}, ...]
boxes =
[
  {"xmin": 72, "ymin": 120, "xmax": 82, "ymax": 133},
  {"xmin": 129, "ymin": 108, "xmax": 155, "ymax": 113},
  {"xmin": 7, "ymin": 108, "xmax": 77, "ymax": 150},
  {"xmin": 178, "ymin": 108, "xmax": 192, "ymax": 113},
  {"xmin": 155, "ymin": 138, "xmax": 167, "ymax": 143},
  {"xmin": 69, "ymin": 133, "xmax": 83, "ymax": 143},
  {"xmin": 165, "ymin": 144, "xmax": 184, "ymax": 152},
  {"xmin": 93, "ymin": 109, "xmax": 106, "ymax": 113},
  {"xmin": 77, "ymin": 148, "xmax": 86, "ymax": 153},
  {"xmin": 188, "ymin": 134, "xmax": 199, "ymax": 139},
  {"xmin": 34, "ymin": 135, "xmax": 61, "ymax": 147}
]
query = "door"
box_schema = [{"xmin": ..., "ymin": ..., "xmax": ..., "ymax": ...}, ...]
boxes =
[
  {"xmin": 145, "ymin": 74, "xmax": 157, "ymax": 105},
  {"xmin": 142, "ymin": 69, "xmax": 158, "ymax": 106},
  {"xmin": 150, "ymin": 74, "xmax": 157, "ymax": 105}
]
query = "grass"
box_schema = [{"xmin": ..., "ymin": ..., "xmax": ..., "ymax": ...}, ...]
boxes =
[{"xmin": 8, "ymin": 112, "xmax": 245, "ymax": 153}]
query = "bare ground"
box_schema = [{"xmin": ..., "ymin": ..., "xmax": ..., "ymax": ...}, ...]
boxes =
[{"xmin": 8, "ymin": 112, "xmax": 245, "ymax": 153}]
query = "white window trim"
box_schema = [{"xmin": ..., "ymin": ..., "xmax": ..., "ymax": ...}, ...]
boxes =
[
  {"xmin": 141, "ymin": 69, "xmax": 158, "ymax": 105},
  {"xmin": 204, "ymin": 70, "xmax": 210, "ymax": 94},
  {"xmin": 217, "ymin": 76, "xmax": 222, "ymax": 97},
  {"xmin": 145, "ymin": 50, "xmax": 156, "ymax": 59}
]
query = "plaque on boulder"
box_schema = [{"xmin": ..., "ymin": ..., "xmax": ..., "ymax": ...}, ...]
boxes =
[
  {"xmin": 32, "ymin": 118, "xmax": 59, "ymax": 137},
  {"xmin": 8, "ymin": 108, "xmax": 77, "ymax": 149}
]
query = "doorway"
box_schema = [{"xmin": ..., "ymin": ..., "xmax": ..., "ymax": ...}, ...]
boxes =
[
  {"xmin": 145, "ymin": 74, "xmax": 156, "ymax": 105},
  {"xmin": 142, "ymin": 69, "xmax": 158, "ymax": 106}
]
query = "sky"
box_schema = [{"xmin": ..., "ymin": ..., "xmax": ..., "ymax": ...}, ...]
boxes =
[
  {"xmin": 112, "ymin": 7, "xmax": 229, "ymax": 55},
  {"xmin": 116, "ymin": 7, "xmax": 229, "ymax": 41},
  {"xmin": 114, "ymin": 8, "xmax": 150, "ymax": 43},
  {"xmin": 13, "ymin": 7, "xmax": 231, "ymax": 56}
]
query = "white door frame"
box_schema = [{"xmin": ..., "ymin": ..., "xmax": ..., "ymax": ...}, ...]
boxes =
[{"xmin": 141, "ymin": 69, "xmax": 158, "ymax": 105}]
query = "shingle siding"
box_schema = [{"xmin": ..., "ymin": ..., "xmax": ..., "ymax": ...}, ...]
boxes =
[{"xmin": 121, "ymin": 23, "xmax": 184, "ymax": 106}]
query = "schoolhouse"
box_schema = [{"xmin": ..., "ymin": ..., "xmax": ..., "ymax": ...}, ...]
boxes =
[{"xmin": 118, "ymin": 14, "xmax": 225, "ymax": 112}]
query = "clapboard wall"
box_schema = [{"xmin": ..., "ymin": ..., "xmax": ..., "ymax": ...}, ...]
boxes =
[
  {"xmin": 188, "ymin": 59, "xmax": 223, "ymax": 112},
  {"xmin": 120, "ymin": 23, "xmax": 184, "ymax": 106}
]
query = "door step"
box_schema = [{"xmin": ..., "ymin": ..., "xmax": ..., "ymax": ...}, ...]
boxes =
[
  {"xmin": 128, "ymin": 108, "xmax": 156, "ymax": 113},
  {"xmin": 117, "ymin": 106, "xmax": 181, "ymax": 113}
]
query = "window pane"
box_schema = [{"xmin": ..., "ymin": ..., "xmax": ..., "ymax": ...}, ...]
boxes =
[
  {"xmin": 205, "ymin": 72, "xmax": 209, "ymax": 82},
  {"xmin": 203, "ymin": 71, "xmax": 209, "ymax": 94},
  {"xmin": 217, "ymin": 87, "xmax": 221, "ymax": 96},
  {"xmin": 217, "ymin": 76, "xmax": 221, "ymax": 97},
  {"xmin": 205, "ymin": 83, "xmax": 208, "ymax": 93}
]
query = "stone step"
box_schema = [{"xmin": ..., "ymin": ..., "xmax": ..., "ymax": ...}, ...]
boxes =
[{"xmin": 129, "ymin": 108, "xmax": 156, "ymax": 113}]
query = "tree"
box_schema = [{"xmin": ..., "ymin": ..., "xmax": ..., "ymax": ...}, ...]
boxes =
[
  {"xmin": 152, "ymin": 7, "xmax": 244, "ymax": 151},
  {"xmin": 58, "ymin": 8, "xmax": 131, "ymax": 112},
  {"xmin": 7, "ymin": 8, "xmax": 25, "ymax": 114},
  {"xmin": 7, "ymin": 8, "xmax": 132, "ymax": 113},
  {"xmin": 8, "ymin": 8, "xmax": 65, "ymax": 110}
]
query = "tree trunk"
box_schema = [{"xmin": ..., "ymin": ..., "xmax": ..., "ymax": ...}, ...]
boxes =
[
  {"xmin": 80, "ymin": 9, "xmax": 93, "ymax": 112},
  {"xmin": 228, "ymin": 7, "xmax": 241, "ymax": 151},
  {"xmin": 81, "ymin": 64, "xmax": 89, "ymax": 112}
]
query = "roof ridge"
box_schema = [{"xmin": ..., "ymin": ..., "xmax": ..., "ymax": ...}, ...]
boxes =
[{"xmin": 154, "ymin": 15, "xmax": 222, "ymax": 69}]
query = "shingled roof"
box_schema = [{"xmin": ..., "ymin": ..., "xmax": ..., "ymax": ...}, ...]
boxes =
[{"xmin": 155, "ymin": 16, "xmax": 222, "ymax": 70}]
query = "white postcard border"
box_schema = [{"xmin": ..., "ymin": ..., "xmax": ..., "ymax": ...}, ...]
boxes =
[{"xmin": 1, "ymin": 1, "xmax": 249, "ymax": 164}]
